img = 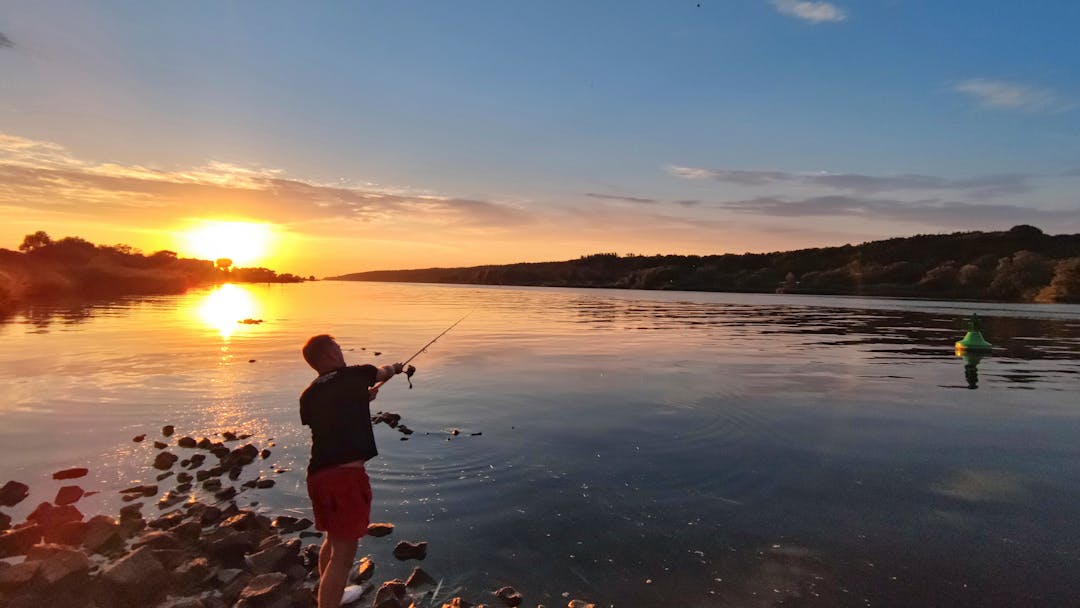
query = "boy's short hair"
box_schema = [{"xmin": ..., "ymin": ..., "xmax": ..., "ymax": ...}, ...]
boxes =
[{"xmin": 302, "ymin": 334, "xmax": 338, "ymax": 368}]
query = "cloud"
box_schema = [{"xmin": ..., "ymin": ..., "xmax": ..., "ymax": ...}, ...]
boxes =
[
  {"xmin": 0, "ymin": 32, "xmax": 13, "ymax": 49},
  {"xmin": 718, "ymin": 194, "xmax": 1078, "ymax": 226},
  {"xmin": 0, "ymin": 132, "xmax": 530, "ymax": 229},
  {"xmin": 666, "ymin": 165, "xmax": 1033, "ymax": 197},
  {"xmin": 771, "ymin": 0, "xmax": 846, "ymax": 23},
  {"xmin": 952, "ymin": 78, "xmax": 1071, "ymax": 113},
  {"xmin": 584, "ymin": 192, "xmax": 657, "ymax": 204}
]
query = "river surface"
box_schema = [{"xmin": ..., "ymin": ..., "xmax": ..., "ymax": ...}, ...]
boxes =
[{"xmin": 2, "ymin": 281, "xmax": 1079, "ymax": 607}]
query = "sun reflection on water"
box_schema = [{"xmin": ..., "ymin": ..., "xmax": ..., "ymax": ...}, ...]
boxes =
[{"xmin": 196, "ymin": 284, "xmax": 259, "ymax": 339}]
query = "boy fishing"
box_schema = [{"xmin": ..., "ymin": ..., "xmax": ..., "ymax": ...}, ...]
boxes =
[{"xmin": 300, "ymin": 334, "xmax": 406, "ymax": 608}]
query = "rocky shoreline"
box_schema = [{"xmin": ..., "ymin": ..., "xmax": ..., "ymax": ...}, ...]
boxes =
[{"xmin": 0, "ymin": 423, "xmax": 597, "ymax": 608}]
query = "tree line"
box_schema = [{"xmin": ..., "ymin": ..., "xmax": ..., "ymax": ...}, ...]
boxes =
[
  {"xmin": 1, "ymin": 231, "xmax": 305, "ymax": 309},
  {"xmin": 331, "ymin": 225, "xmax": 1080, "ymax": 303}
]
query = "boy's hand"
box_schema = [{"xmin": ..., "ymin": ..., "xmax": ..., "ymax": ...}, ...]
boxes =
[
  {"xmin": 369, "ymin": 386, "xmax": 379, "ymax": 401},
  {"xmin": 393, "ymin": 362, "xmax": 405, "ymax": 374}
]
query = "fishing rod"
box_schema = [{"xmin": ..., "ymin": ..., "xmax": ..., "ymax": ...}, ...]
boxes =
[{"xmin": 373, "ymin": 312, "xmax": 470, "ymax": 390}]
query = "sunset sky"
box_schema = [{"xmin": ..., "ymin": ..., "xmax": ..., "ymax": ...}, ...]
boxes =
[{"xmin": 1, "ymin": 1, "xmax": 1078, "ymax": 276}]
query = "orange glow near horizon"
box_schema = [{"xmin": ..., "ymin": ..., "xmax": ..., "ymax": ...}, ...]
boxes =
[{"xmin": 181, "ymin": 220, "xmax": 275, "ymax": 267}]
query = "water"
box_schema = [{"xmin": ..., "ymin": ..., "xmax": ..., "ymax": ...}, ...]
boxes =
[{"xmin": 2, "ymin": 282, "xmax": 1079, "ymax": 607}]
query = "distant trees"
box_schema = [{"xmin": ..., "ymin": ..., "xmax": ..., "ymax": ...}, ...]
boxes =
[
  {"xmin": 332, "ymin": 225, "xmax": 1080, "ymax": 303},
  {"xmin": 19, "ymin": 231, "xmax": 52, "ymax": 252},
  {"xmin": 215, "ymin": 258, "xmax": 233, "ymax": 272}
]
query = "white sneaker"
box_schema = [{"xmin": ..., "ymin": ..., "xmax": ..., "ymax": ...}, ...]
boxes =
[{"xmin": 340, "ymin": 584, "xmax": 366, "ymax": 606}]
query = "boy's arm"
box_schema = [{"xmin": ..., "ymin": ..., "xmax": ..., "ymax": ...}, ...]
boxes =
[{"xmin": 374, "ymin": 362, "xmax": 405, "ymax": 383}]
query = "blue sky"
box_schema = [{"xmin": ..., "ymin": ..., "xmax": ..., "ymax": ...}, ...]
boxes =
[{"xmin": 1, "ymin": 1, "xmax": 1078, "ymax": 274}]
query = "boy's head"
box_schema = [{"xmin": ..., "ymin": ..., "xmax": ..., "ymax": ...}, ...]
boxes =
[{"xmin": 302, "ymin": 334, "xmax": 346, "ymax": 374}]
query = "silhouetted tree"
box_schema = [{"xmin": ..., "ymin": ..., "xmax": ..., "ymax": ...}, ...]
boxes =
[
  {"xmin": 215, "ymin": 258, "xmax": 233, "ymax": 272},
  {"xmin": 19, "ymin": 231, "xmax": 52, "ymax": 252},
  {"xmin": 1036, "ymin": 258, "xmax": 1080, "ymax": 303}
]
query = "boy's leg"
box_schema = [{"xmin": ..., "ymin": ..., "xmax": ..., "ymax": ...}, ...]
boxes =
[
  {"xmin": 318, "ymin": 536, "xmax": 331, "ymax": 576},
  {"xmin": 317, "ymin": 534, "xmax": 359, "ymax": 608}
]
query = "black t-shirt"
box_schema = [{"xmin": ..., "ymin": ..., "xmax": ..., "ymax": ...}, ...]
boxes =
[{"xmin": 300, "ymin": 365, "xmax": 379, "ymax": 474}]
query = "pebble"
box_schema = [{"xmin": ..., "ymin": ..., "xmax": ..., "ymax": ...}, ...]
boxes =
[
  {"xmin": 161, "ymin": 425, "xmax": 174, "ymax": 437},
  {"xmin": 133, "ymin": 434, "xmax": 146, "ymax": 442},
  {"xmin": 392, "ymin": 540, "xmax": 428, "ymax": 561},
  {"xmin": 52, "ymin": 468, "xmax": 89, "ymax": 480},
  {"xmin": 0, "ymin": 480, "xmax": 30, "ymax": 507}
]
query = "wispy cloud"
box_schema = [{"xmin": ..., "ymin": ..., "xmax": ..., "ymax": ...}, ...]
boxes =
[
  {"xmin": 0, "ymin": 32, "xmax": 13, "ymax": 49},
  {"xmin": 952, "ymin": 78, "xmax": 1071, "ymax": 113},
  {"xmin": 584, "ymin": 192, "xmax": 657, "ymax": 205},
  {"xmin": 0, "ymin": 132, "xmax": 530, "ymax": 229},
  {"xmin": 771, "ymin": 0, "xmax": 846, "ymax": 23},
  {"xmin": 719, "ymin": 195, "xmax": 1078, "ymax": 226},
  {"xmin": 667, "ymin": 165, "xmax": 1033, "ymax": 197}
]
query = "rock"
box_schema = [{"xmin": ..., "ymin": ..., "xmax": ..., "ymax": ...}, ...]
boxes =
[
  {"xmin": 393, "ymin": 541, "xmax": 427, "ymax": 561},
  {"xmin": 54, "ymin": 485, "xmax": 84, "ymax": 506},
  {"xmin": 567, "ymin": 601, "xmax": 597, "ymax": 608},
  {"xmin": 367, "ymin": 522, "xmax": 394, "ymax": 537},
  {"xmin": 52, "ymin": 468, "xmax": 88, "ymax": 480},
  {"xmin": 0, "ymin": 560, "xmax": 40, "ymax": 591},
  {"xmin": 450, "ymin": 429, "xmax": 460, "ymax": 436},
  {"xmin": 133, "ymin": 530, "xmax": 183, "ymax": 552},
  {"xmin": 119, "ymin": 503, "xmax": 144, "ymax": 520},
  {"xmin": 177, "ymin": 437, "xmax": 197, "ymax": 448},
  {"xmin": 228, "ymin": 467, "xmax": 242, "ymax": 481},
  {"xmin": 260, "ymin": 449, "xmax": 271, "ymax": 459},
  {"xmin": 154, "ymin": 441, "xmax": 168, "ymax": 449},
  {"xmin": 371, "ymin": 412, "xmax": 401, "ymax": 428},
  {"xmin": 174, "ymin": 556, "xmax": 211, "ymax": 588},
  {"xmin": 471, "ymin": 432, "xmax": 482, "ymax": 436},
  {"xmin": 246, "ymin": 537, "xmax": 300, "ymax": 574},
  {"xmin": 237, "ymin": 572, "xmax": 289, "ymax": 604},
  {"xmin": 196, "ymin": 437, "xmax": 212, "ymax": 450},
  {"xmin": 202, "ymin": 528, "xmax": 256, "ymax": 563},
  {"xmin": 215, "ymin": 487, "xmax": 237, "ymax": 501},
  {"xmin": 405, "ymin": 567, "xmax": 437, "ymax": 592},
  {"xmin": 221, "ymin": 571, "xmax": 254, "ymax": 605},
  {"xmin": 82, "ymin": 514, "xmax": 122, "ymax": 553},
  {"xmin": 28, "ymin": 502, "xmax": 84, "ymax": 532},
  {"xmin": 157, "ymin": 471, "xmax": 174, "ymax": 481},
  {"xmin": 26, "ymin": 544, "xmax": 92, "ymax": 586},
  {"xmin": 158, "ymin": 491, "xmax": 186, "ymax": 509},
  {"xmin": 440, "ymin": 599, "xmax": 473, "ymax": 608},
  {"xmin": 354, "ymin": 557, "xmax": 375, "ymax": 583},
  {"xmin": 372, "ymin": 579, "xmax": 408, "ymax": 608},
  {"xmin": 0, "ymin": 480, "xmax": 30, "ymax": 506},
  {"xmin": 154, "ymin": 597, "xmax": 204, "ymax": 608},
  {"xmin": 134, "ymin": 434, "xmax": 147, "ymax": 442},
  {"xmin": 43, "ymin": 519, "xmax": 86, "ymax": 545},
  {"xmin": 154, "ymin": 452, "xmax": 179, "ymax": 470},
  {"xmin": 101, "ymin": 546, "xmax": 168, "ymax": 601},
  {"xmin": 210, "ymin": 445, "xmax": 230, "ymax": 458},
  {"xmin": 493, "ymin": 586, "xmax": 523, "ymax": 607},
  {"xmin": 176, "ymin": 472, "xmax": 193, "ymax": 483},
  {"xmin": 202, "ymin": 478, "xmax": 223, "ymax": 491},
  {"xmin": 223, "ymin": 444, "xmax": 259, "ymax": 468},
  {"xmin": 398, "ymin": 425, "xmax": 414, "ymax": 435},
  {"xmin": 118, "ymin": 515, "xmax": 147, "ymax": 539},
  {"xmin": 199, "ymin": 506, "xmax": 222, "ymax": 526},
  {"xmin": 148, "ymin": 510, "xmax": 185, "ymax": 530},
  {"xmin": 0, "ymin": 511, "xmax": 10, "ymax": 531},
  {"xmin": 162, "ymin": 425, "xmax": 175, "ymax": 437},
  {"xmin": 254, "ymin": 479, "xmax": 275, "ymax": 489},
  {"xmin": 188, "ymin": 454, "xmax": 207, "ymax": 468},
  {"xmin": 222, "ymin": 431, "xmax": 238, "ymax": 441},
  {"xmin": 121, "ymin": 483, "xmax": 159, "ymax": 497}
]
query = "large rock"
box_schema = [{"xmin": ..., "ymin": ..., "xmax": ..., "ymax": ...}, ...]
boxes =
[
  {"xmin": 27, "ymin": 502, "xmax": 84, "ymax": 530},
  {"xmin": 82, "ymin": 514, "xmax": 123, "ymax": 553},
  {"xmin": 405, "ymin": 567, "xmax": 437, "ymax": 593},
  {"xmin": 43, "ymin": 519, "xmax": 86, "ymax": 545},
  {"xmin": 372, "ymin": 579, "xmax": 409, "ymax": 608},
  {"xmin": 101, "ymin": 545, "xmax": 169, "ymax": 603},
  {"xmin": 25, "ymin": 544, "xmax": 92, "ymax": 586},
  {"xmin": 353, "ymin": 556, "xmax": 374, "ymax": 583},
  {"xmin": 392, "ymin": 540, "xmax": 428, "ymax": 561},
  {"xmin": 244, "ymin": 537, "xmax": 296, "ymax": 574},
  {"xmin": 133, "ymin": 530, "xmax": 183, "ymax": 551},
  {"xmin": 154, "ymin": 451, "xmax": 179, "ymax": 470},
  {"xmin": 235, "ymin": 572, "xmax": 289, "ymax": 605},
  {"xmin": 51, "ymin": 468, "xmax": 88, "ymax": 480},
  {"xmin": 202, "ymin": 527, "xmax": 256, "ymax": 564},
  {"xmin": 223, "ymin": 444, "xmax": 260, "ymax": 468},
  {"xmin": 367, "ymin": 522, "xmax": 395, "ymax": 537},
  {"xmin": 177, "ymin": 436, "xmax": 197, "ymax": 448},
  {"xmin": 0, "ymin": 559, "xmax": 40, "ymax": 592},
  {"xmin": 493, "ymin": 586, "xmax": 523, "ymax": 607},
  {"xmin": 0, "ymin": 510, "xmax": 11, "ymax": 531},
  {"xmin": 54, "ymin": 485, "xmax": 85, "ymax": 506},
  {"xmin": 174, "ymin": 556, "xmax": 211, "ymax": 588},
  {"xmin": 0, "ymin": 524, "xmax": 43, "ymax": 557},
  {"xmin": 162, "ymin": 425, "xmax": 175, "ymax": 437},
  {"xmin": 0, "ymin": 480, "xmax": 30, "ymax": 506}
]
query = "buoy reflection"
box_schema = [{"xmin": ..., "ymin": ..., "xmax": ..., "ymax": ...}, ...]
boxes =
[{"xmin": 197, "ymin": 284, "xmax": 258, "ymax": 338}]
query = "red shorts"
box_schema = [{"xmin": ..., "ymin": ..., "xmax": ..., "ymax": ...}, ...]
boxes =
[{"xmin": 307, "ymin": 465, "xmax": 372, "ymax": 540}]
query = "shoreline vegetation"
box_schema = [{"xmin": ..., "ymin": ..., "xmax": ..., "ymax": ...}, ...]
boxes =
[
  {"xmin": 330, "ymin": 225, "xmax": 1080, "ymax": 304},
  {"xmin": 0, "ymin": 231, "xmax": 307, "ymax": 313}
]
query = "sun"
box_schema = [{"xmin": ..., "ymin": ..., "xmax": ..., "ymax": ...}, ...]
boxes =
[{"xmin": 182, "ymin": 220, "xmax": 274, "ymax": 267}]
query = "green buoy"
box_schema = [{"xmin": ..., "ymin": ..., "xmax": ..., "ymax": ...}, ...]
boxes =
[{"xmin": 955, "ymin": 313, "xmax": 992, "ymax": 352}]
